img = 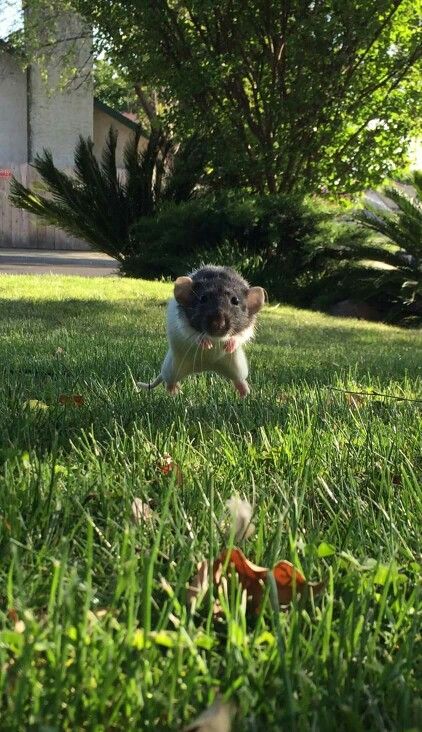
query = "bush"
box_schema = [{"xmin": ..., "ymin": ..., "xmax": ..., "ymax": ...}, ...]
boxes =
[
  {"xmin": 10, "ymin": 128, "xmax": 207, "ymax": 261},
  {"xmin": 127, "ymin": 193, "xmax": 324, "ymax": 302},
  {"xmin": 308, "ymin": 173, "xmax": 422, "ymax": 325}
]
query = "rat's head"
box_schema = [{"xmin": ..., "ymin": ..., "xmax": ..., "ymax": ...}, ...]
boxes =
[{"xmin": 174, "ymin": 265, "xmax": 265, "ymax": 337}]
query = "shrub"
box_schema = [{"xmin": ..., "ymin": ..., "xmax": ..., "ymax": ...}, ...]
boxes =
[
  {"xmin": 127, "ymin": 192, "xmax": 324, "ymax": 302},
  {"xmin": 10, "ymin": 128, "xmax": 207, "ymax": 261},
  {"xmin": 309, "ymin": 173, "xmax": 422, "ymax": 325}
]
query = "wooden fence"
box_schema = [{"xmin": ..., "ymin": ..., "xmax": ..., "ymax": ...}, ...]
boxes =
[{"xmin": 0, "ymin": 164, "xmax": 89, "ymax": 250}]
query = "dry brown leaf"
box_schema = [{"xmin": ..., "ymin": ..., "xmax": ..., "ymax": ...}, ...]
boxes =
[
  {"xmin": 345, "ymin": 393, "xmax": 365, "ymax": 409},
  {"xmin": 186, "ymin": 559, "xmax": 209, "ymax": 607},
  {"xmin": 131, "ymin": 497, "xmax": 154, "ymax": 524},
  {"xmin": 157, "ymin": 453, "xmax": 183, "ymax": 485},
  {"xmin": 58, "ymin": 394, "xmax": 84, "ymax": 407},
  {"xmin": 7, "ymin": 608, "xmax": 19, "ymax": 624},
  {"xmin": 183, "ymin": 697, "xmax": 236, "ymax": 732},
  {"xmin": 214, "ymin": 548, "xmax": 324, "ymax": 612}
]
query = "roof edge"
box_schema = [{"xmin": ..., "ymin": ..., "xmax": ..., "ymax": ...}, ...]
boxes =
[{"xmin": 94, "ymin": 97, "xmax": 148, "ymax": 137}]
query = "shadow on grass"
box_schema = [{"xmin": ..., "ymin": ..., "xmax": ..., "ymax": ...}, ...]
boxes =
[{"xmin": 0, "ymin": 297, "xmax": 421, "ymax": 453}]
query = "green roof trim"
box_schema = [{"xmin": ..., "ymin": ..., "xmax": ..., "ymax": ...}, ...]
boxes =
[{"xmin": 94, "ymin": 98, "xmax": 147, "ymax": 137}]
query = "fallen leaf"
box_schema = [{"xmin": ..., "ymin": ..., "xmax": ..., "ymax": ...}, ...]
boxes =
[
  {"xmin": 187, "ymin": 559, "xmax": 209, "ymax": 607},
  {"xmin": 184, "ymin": 697, "xmax": 236, "ymax": 732},
  {"xmin": 55, "ymin": 347, "xmax": 65, "ymax": 356},
  {"xmin": 317, "ymin": 541, "xmax": 336, "ymax": 558},
  {"xmin": 23, "ymin": 399, "xmax": 48, "ymax": 411},
  {"xmin": 225, "ymin": 496, "xmax": 255, "ymax": 542},
  {"xmin": 157, "ymin": 453, "xmax": 183, "ymax": 485},
  {"xmin": 131, "ymin": 497, "xmax": 154, "ymax": 524},
  {"xmin": 7, "ymin": 608, "xmax": 19, "ymax": 624},
  {"xmin": 272, "ymin": 559, "xmax": 307, "ymax": 604},
  {"xmin": 345, "ymin": 393, "xmax": 365, "ymax": 409},
  {"xmin": 58, "ymin": 394, "xmax": 84, "ymax": 407},
  {"xmin": 87, "ymin": 608, "xmax": 108, "ymax": 626},
  {"xmin": 215, "ymin": 548, "xmax": 324, "ymax": 612}
]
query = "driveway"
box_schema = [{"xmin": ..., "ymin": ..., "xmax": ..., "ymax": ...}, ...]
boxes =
[{"xmin": 0, "ymin": 249, "xmax": 118, "ymax": 277}]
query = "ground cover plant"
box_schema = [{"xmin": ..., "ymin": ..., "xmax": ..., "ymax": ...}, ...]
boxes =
[{"xmin": 0, "ymin": 274, "xmax": 421, "ymax": 730}]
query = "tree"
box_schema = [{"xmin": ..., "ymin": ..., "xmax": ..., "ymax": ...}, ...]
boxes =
[
  {"xmin": 7, "ymin": 1, "xmax": 421, "ymax": 194},
  {"xmin": 93, "ymin": 57, "xmax": 139, "ymax": 113},
  {"xmin": 71, "ymin": 0, "xmax": 421, "ymax": 195}
]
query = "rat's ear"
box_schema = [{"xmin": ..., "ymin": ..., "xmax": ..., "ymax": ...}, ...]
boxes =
[
  {"xmin": 174, "ymin": 276, "xmax": 193, "ymax": 305},
  {"xmin": 247, "ymin": 286, "xmax": 265, "ymax": 315}
]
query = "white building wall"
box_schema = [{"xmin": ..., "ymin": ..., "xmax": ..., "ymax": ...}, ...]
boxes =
[
  {"xmin": 93, "ymin": 107, "xmax": 141, "ymax": 168},
  {"xmin": 29, "ymin": 12, "xmax": 93, "ymax": 167},
  {"xmin": 0, "ymin": 49, "xmax": 27, "ymax": 165}
]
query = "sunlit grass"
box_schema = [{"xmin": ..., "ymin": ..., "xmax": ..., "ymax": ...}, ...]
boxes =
[{"xmin": 0, "ymin": 274, "xmax": 421, "ymax": 730}]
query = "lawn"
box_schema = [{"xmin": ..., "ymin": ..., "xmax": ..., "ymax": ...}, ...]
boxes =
[{"xmin": 0, "ymin": 274, "xmax": 421, "ymax": 731}]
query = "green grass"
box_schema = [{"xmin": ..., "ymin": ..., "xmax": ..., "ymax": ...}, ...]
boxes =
[{"xmin": 0, "ymin": 274, "xmax": 421, "ymax": 731}]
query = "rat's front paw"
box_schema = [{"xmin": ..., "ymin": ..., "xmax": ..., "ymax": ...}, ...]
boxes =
[
  {"xmin": 199, "ymin": 337, "xmax": 213, "ymax": 350},
  {"xmin": 224, "ymin": 337, "xmax": 237, "ymax": 354}
]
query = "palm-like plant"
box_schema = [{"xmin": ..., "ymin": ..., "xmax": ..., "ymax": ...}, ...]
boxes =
[
  {"xmin": 10, "ymin": 127, "xmax": 206, "ymax": 264},
  {"xmin": 353, "ymin": 171, "xmax": 422, "ymax": 304},
  {"xmin": 310, "ymin": 172, "xmax": 422, "ymax": 323}
]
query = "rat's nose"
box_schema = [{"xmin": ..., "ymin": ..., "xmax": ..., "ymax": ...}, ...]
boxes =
[{"xmin": 207, "ymin": 311, "xmax": 228, "ymax": 335}]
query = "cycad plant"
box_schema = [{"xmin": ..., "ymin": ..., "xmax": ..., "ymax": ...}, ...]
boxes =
[
  {"xmin": 310, "ymin": 172, "xmax": 422, "ymax": 323},
  {"xmin": 353, "ymin": 172, "xmax": 422, "ymax": 307},
  {"xmin": 10, "ymin": 127, "xmax": 206, "ymax": 266}
]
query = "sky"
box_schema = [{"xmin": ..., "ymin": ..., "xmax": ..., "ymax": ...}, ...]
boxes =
[{"xmin": 0, "ymin": 0, "xmax": 22, "ymax": 39}]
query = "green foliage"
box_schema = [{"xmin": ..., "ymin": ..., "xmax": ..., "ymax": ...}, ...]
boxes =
[
  {"xmin": 0, "ymin": 275, "xmax": 421, "ymax": 730},
  {"xmin": 10, "ymin": 127, "xmax": 207, "ymax": 260},
  {"xmin": 128, "ymin": 193, "xmax": 323, "ymax": 300},
  {"xmin": 355, "ymin": 172, "xmax": 422, "ymax": 257},
  {"xmin": 74, "ymin": 0, "xmax": 421, "ymax": 194},
  {"xmin": 311, "ymin": 172, "xmax": 422, "ymax": 323},
  {"xmin": 93, "ymin": 57, "xmax": 139, "ymax": 113}
]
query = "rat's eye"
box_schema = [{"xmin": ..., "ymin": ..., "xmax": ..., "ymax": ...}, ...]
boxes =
[
  {"xmin": 200, "ymin": 294, "xmax": 208, "ymax": 303},
  {"xmin": 231, "ymin": 296, "xmax": 239, "ymax": 306}
]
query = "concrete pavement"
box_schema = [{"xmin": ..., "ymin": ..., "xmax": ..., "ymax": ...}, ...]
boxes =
[{"xmin": 0, "ymin": 249, "xmax": 119, "ymax": 277}]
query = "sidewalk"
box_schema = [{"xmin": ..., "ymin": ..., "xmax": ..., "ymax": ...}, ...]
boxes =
[{"xmin": 0, "ymin": 249, "xmax": 118, "ymax": 277}]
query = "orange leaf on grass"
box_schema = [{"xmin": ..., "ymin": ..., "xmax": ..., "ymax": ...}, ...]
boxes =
[
  {"xmin": 157, "ymin": 453, "xmax": 183, "ymax": 485},
  {"xmin": 58, "ymin": 394, "xmax": 84, "ymax": 407},
  {"xmin": 199, "ymin": 548, "xmax": 324, "ymax": 613}
]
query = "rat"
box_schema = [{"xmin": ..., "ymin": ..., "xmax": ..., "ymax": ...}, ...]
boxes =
[{"xmin": 137, "ymin": 265, "xmax": 265, "ymax": 397}]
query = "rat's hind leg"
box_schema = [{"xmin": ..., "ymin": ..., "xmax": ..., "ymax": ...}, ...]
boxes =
[
  {"xmin": 215, "ymin": 346, "xmax": 251, "ymax": 397},
  {"xmin": 161, "ymin": 350, "xmax": 187, "ymax": 395},
  {"xmin": 234, "ymin": 380, "xmax": 250, "ymax": 398}
]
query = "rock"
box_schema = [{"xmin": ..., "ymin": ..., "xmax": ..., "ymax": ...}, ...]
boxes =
[{"xmin": 328, "ymin": 299, "xmax": 381, "ymax": 321}]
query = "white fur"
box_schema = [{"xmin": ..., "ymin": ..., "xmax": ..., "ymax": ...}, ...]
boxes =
[{"xmin": 138, "ymin": 298, "xmax": 255, "ymax": 393}]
